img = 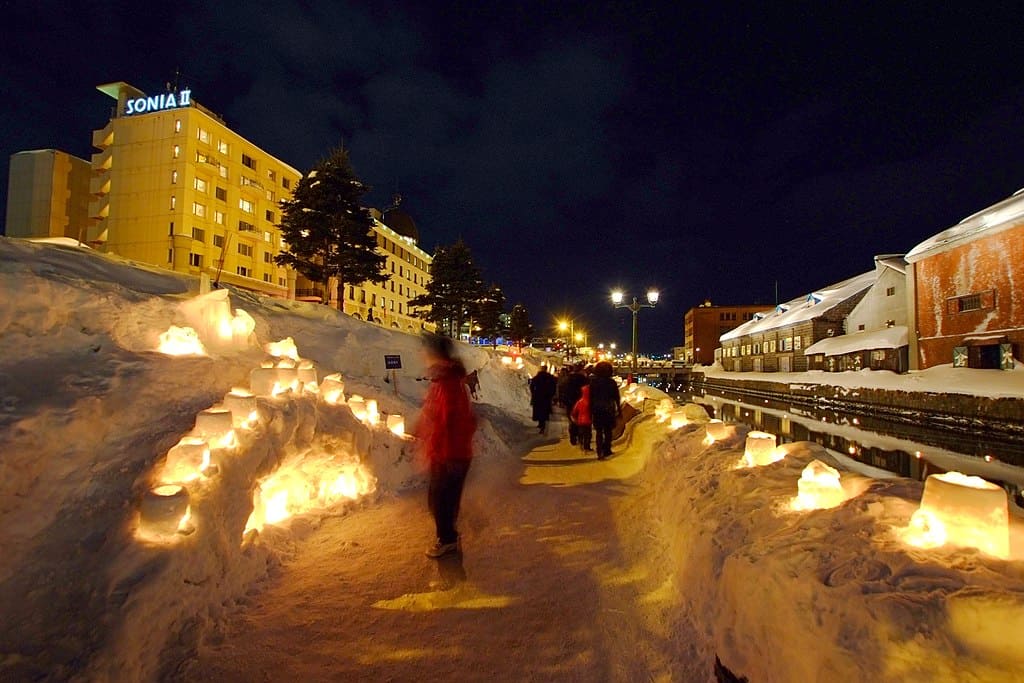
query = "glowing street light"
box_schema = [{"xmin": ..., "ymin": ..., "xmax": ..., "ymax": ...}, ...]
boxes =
[{"xmin": 611, "ymin": 289, "xmax": 659, "ymax": 375}]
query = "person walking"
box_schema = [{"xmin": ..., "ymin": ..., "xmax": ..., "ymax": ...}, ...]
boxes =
[
  {"xmin": 529, "ymin": 364, "xmax": 557, "ymax": 434},
  {"xmin": 560, "ymin": 363, "xmax": 587, "ymax": 445},
  {"xmin": 465, "ymin": 369, "xmax": 480, "ymax": 400},
  {"xmin": 570, "ymin": 385, "xmax": 593, "ymax": 452},
  {"xmin": 414, "ymin": 334, "xmax": 476, "ymax": 558},
  {"xmin": 588, "ymin": 361, "xmax": 621, "ymax": 459}
]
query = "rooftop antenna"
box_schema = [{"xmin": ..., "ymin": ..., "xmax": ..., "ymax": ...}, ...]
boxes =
[{"xmin": 774, "ymin": 280, "xmax": 779, "ymax": 305}]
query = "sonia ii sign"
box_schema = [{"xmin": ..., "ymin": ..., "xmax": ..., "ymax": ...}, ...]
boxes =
[{"xmin": 125, "ymin": 89, "xmax": 192, "ymax": 116}]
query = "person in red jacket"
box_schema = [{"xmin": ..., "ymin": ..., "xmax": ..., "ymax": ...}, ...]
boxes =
[
  {"xmin": 570, "ymin": 385, "xmax": 593, "ymax": 452},
  {"xmin": 414, "ymin": 333, "xmax": 476, "ymax": 558}
]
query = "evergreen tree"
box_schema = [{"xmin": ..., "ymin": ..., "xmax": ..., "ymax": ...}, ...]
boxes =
[
  {"xmin": 509, "ymin": 303, "xmax": 533, "ymax": 346},
  {"xmin": 408, "ymin": 239, "xmax": 485, "ymax": 337},
  {"xmin": 275, "ymin": 147, "xmax": 388, "ymax": 307},
  {"xmin": 474, "ymin": 284, "xmax": 506, "ymax": 347}
]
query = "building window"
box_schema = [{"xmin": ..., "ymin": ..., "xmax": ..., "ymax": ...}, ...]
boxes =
[
  {"xmin": 192, "ymin": 202, "xmax": 206, "ymax": 218},
  {"xmin": 267, "ymin": 169, "xmax": 277, "ymax": 183},
  {"xmin": 218, "ymin": 140, "xmax": 229, "ymax": 155},
  {"xmin": 197, "ymin": 127, "xmax": 210, "ymax": 144},
  {"xmin": 169, "ymin": 222, "xmax": 174, "ymax": 236},
  {"xmin": 237, "ymin": 266, "xmax": 250, "ymax": 277},
  {"xmin": 168, "ymin": 249, "xmax": 173, "ymax": 263},
  {"xmin": 194, "ymin": 177, "xmax": 208, "ymax": 193},
  {"xmin": 265, "ymin": 189, "xmax": 276, "ymax": 202},
  {"xmin": 189, "ymin": 253, "xmax": 202, "ymax": 268},
  {"xmin": 238, "ymin": 243, "xmax": 254, "ymax": 257},
  {"xmin": 171, "ymin": 170, "xmax": 178, "ymax": 184},
  {"xmin": 886, "ymin": 319, "xmax": 896, "ymax": 328},
  {"xmin": 279, "ymin": 277, "xmax": 286, "ymax": 286},
  {"xmin": 263, "ymin": 273, "xmax": 272, "ymax": 283},
  {"xmin": 957, "ymin": 294, "xmax": 982, "ymax": 312},
  {"xmin": 174, "ymin": 119, "xmax": 181, "ymax": 133},
  {"xmin": 265, "ymin": 210, "xmax": 275, "ymax": 222},
  {"xmin": 263, "ymin": 252, "xmax": 272, "ymax": 263},
  {"xmin": 170, "ymin": 195, "xmax": 176, "ymax": 210},
  {"xmin": 219, "ymin": 165, "xmax": 228, "ymax": 179},
  {"xmin": 263, "ymin": 231, "xmax": 272, "ymax": 242},
  {"xmin": 239, "ymin": 198, "xmax": 254, "ymax": 214},
  {"xmin": 214, "ymin": 210, "xmax": 225, "ymax": 225},
  {"xmin": 794, "ymin": 335, "xmax": 802, "ymax": 350},
  {"xmin": 173, "ymin": 145, "xmax": 180, "ymax": 159},
  {"xmin": 192, "ymin": 227, "xmax": 205, "ymax": 242},
  {"xmin": 886, "ymin": 286, "xmax": 896, "ymax": 297},
  {"xmin": 858, "ymin": 324, "xmax": 865, "ymax": 331},
  {"xmin": 213, "ymin": 234, "xmax": 224, "ymax": 248},
  {"xmin": 241, "ymin": 153, "xmax": 256, "ymax": 170},
  {"xmin": 215, "ymin": 187, "xmax": 227, "ymax": 201},
  {"xmin": 349, "ymin": 286, "xmax": 355, "ymax": 300},
  {"xmin": 282, "ymin": 177, "xmax": 291, "ymax": 190},
  {"xmin": 196, "ymin": 151, "xmax": 209, "ymax": 164}
]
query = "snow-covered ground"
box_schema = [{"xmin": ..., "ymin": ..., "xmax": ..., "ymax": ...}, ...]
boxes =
[{"xmin": 3, "ymin": 237, "xmax": 1023, "ymax": 681}]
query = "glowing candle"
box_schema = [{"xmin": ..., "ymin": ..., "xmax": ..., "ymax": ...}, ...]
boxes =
[
  {"xmin": 139, "ymin": 485, "xmax": 191, "ymax": 536},
  {"xmin": 742, "ymin": 431, "xmax": 780, "ymax": 467}
]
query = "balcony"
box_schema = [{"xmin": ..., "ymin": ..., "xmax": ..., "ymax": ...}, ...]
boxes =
[
  {"xmin": 89, "ymin": 173, "xmax": 111, "ymax": 196},
  {"xmin": 89, "ymin": 195, "xmax": 109, "ymax": 220},
  {"xmin": 91, "ymin": 146, "xmax": 112, "ymax": 171},
  {"xmin": 92, "ymin": 121, "xmax": 114, "ymax": 149}
]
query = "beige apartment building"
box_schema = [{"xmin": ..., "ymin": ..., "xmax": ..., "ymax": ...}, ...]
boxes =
[
  {"xmin": 88, "ymin": 82, "xmax": 300, "ymax": 297},
  {"xmin": 5, "ymin": 149, "xmax": 92, "ymax": 240}
]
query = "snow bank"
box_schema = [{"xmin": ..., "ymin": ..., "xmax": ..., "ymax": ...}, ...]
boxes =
[
  {"xmin": 0, "ymin": 238, "xmax": 532, "ymax": 681},
  {"xmin": 638, "ymin": 415, "xmax": 1024, "ymax": 681}
]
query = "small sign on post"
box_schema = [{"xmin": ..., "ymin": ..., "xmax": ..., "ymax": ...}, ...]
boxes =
[{"xmin": 384, "ymin": 354, "xmax": 402, "ymax": 395}]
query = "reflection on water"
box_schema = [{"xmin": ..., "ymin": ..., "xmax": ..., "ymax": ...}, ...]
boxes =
[{"xmin": 667, "ymin": 388, "xmax": 1024, "ymax": 506}]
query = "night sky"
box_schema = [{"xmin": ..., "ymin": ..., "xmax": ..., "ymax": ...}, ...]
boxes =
[{"xmin": 3, "ymin": 2, "xmax": 1024, "ymax": 353}]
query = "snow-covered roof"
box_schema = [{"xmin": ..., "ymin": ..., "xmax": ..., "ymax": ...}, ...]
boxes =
[
  {"xmin": 720, "ymin": 270, "xmax": 875, "ymax": 342},
  {"xmin": 874, "ymin": 254, "xmax": 906, "ymax": 275},
  {"xmin": 906, "ymin": 190, "xmax": 1024, "ymax": 263},
  {"xmin": 803, "ymin": 325, "xmax": 908, "ymax": 356}
]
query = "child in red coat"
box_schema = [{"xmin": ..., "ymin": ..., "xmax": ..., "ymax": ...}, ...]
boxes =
[{"xmin": 570, "ymin": 385, "xmax": 593, "ymax": 452}]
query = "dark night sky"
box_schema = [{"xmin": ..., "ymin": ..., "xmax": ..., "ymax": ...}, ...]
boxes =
[{"xmin": 3, "ymin": 2, "xmax": 1024, "ymax": 353}]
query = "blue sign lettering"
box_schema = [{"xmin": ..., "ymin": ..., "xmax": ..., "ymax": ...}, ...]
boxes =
[{"xmin": 125, "ymin": 89, "xmax": 192, "ymax": 116}]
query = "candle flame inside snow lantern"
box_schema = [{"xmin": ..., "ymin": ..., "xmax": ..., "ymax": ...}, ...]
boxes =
[
  {"xmin": 655, "ymin": 398, "xmax": 674, "ymax": 423},
  {"xmin": 223, "ymin": 389, "xmax": 259, "ymax": 428},
  {"xmin": 742, "ymin": 431, "xmax": 781, "ymax": 467},
  {"xmin": 904, "ymin": 471, "xmax": 1010, "ymax": 559},
  {"xmin": 161, "ymin": 437, "xmax": 211, "ymax": 483},
  {"xmin": 705, "ymin": 419, "xmax": 728, "ymax": 443},
  {"xmin": 348, "ymin": 396, "xmax": 367, "ymax": 422},
  {"xmin": 297, "ymin": 359, "xmax": 318, "ymax": 392},
  {"xmin": 669, "ymin": 410, "xmax": 689, "ymax": 430},
  {"xmin": 387, "ymin": 414, "xmax": 406, "ymax": 437},
  {"xmin": 266, "ymin": 337, "xmax": 300, "ymax": 361},
  {"xmin": 139, "ymin": 484, "xmax": 191, "ymax": 537},
  {"xmin": 193, "ymin": 408, "xmax": 236, "ymax": 448},
  {"xmin": 365, "ymin": 399, "xmax": 380, "ymax": 426},
  {"xmin": 320, "ymin": 373, "xmax": 345, "ymax": 404},
  {"xmin": 791, "ymin": 459, "xmax": 846, "ymax": 510},
  {"xmin": 157, "ymin": 325, "xmax": 207, "ymax": 356}
]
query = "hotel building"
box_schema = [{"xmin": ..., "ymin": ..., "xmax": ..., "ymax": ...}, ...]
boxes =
[
  {"xmin": 88, "ymin": 82, "xmax": 300, "ymax": 297},
  {"xmin": 5, "ymin": 149, "xmax": 92, "ymax": 240}
]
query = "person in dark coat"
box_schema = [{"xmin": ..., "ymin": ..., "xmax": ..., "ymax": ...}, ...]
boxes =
[
  {"xmin": 588, "ymin": 361, "xmax": 621, "ymax": 459},
  {"xmin": 414, "ymin": 333, "xmax": 477, "ymax": 558},
  {"xmin": 529, "ymin": 365, "xmax": 558, "ymax": 434}
]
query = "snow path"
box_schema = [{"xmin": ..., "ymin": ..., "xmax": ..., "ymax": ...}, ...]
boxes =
[{"xmin": 186, "ymin": 413, "xmax": 693, "ymax": 682}]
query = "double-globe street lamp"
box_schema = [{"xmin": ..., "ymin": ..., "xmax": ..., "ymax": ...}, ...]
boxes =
[
  {"xmin": 611, "ymin": 289, "xmax": 659, "ymax": 376},
  {"xmin": 558, "ymin": 319, "xmax": 587, "ymax": 359}
]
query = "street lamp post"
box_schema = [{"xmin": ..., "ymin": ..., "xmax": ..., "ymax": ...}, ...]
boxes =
[{"xmin": 611, "ymin": 289, "xmax": 659, "ymax": 376}]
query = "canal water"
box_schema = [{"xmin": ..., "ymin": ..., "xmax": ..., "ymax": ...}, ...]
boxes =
[{"xmin": 651, "ymin": 379, "xmax": 1024, "ymax": 507}]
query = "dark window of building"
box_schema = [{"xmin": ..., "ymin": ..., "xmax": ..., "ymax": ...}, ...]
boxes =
[
  {"xmin": 282, "ymin": 177, "xmax": 292, "ymax": 190},
  {"xmin": 238, "ymin": 243, "xmax": 253, "ymax": 257},
  {"xmin": 957, "ymin": 294, "xmax": 982, "ymax": 312},
  {"xmin": 191, "ymin": 227, "xmax": 205, "ymax": 242},
  {"xmin": 216, "ymin": 187, "xmax": 227, "ymax": 201},
  {"xmin": 237, "ymin": 265, "xmax": 250, "ymax": 277},
  {"xmin": 239, "ymin": 220, "xmax": 255, "ymax": 232},
  {"xmin": 242, "ymin": 153, "xmax": 256, "ymax": 170},
  {"xmin": 266, "ymin": 210, "xmax": 275, "ymax": 222},
  {"xmin": 886, "ymin": 286, "xmax": 896, "ymax": 296},
  {"xmin": 263, "ymin": 252, "xmax": 272, "ymax": 263},
  {"xmin": 213, "ymin": 234, "xmax": 224, "ymax": 248},
  {"xmin": 263, "ymin": 273, "xmax": 272, "ymax": 283},
  {"xmin": 858, "ymin": 324, "xmax": 865, "ymax": 331}
]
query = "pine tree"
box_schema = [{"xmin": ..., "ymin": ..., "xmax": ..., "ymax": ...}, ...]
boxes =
[
  {"xmin": 474, "ymin": 284, "xmax": 506, "ymax": 347},
  {"xmin": 275, "ymin": 147, "xmax": 389, "ymax": 306},
  {"xmin": 509, "ymin": 303, "xmax": 533, "ymax": 346},
  {"xmin": 408, "ymin": 239, "xmax": 485, "ymax": 337}
]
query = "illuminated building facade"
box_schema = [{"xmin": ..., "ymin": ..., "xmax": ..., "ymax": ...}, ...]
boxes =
[
  {"xmin": 5, "ymin": 149, "xmax": 92, "ymax": 240},
  {"xmin": 88, "ymin": 82, "xmax": 300, "ymax": 297}
]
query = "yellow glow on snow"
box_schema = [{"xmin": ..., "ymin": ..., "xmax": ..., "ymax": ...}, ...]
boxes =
[{"xmin": 157, "ymin": 325, "xmax": 207, "ymax": 356}]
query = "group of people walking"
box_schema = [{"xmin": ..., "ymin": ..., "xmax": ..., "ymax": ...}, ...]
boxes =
[{"xmin": 530, "ymin": 361, "xmax": 622, "ymax": 459}]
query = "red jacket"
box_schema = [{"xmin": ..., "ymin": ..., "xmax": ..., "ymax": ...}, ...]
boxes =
[
  {"xmin": 415, "ymin": 359, "xmax": 476, "ymax": 464},
  {"xmin": 571, "ymin": 386, "xmax": 592, "ymax": 427}
]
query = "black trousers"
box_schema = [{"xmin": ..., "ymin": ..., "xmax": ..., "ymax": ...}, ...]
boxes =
[
  {"xmin": 428, "ymin": 459, "xmax": 471, "ymax": 544},
  {"xmin": 592, "ymin": 410, "xmax": 616, "ymax": 457}
]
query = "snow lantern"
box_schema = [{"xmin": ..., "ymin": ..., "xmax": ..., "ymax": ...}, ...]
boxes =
[
  {"xmin": 260, "ymin": 358, "xmax": 276, "ymax": 368},
  {"xmin": 320, "ymin": 373, "xmax": 346, "ymax": 405},
  {"xmin": 223, "ymin": 389, "xmax": 259, "ymax": 428},
  {"xmin": 193, "ymin": 408, "xmax": 236, "ymax": 448},
  {"xmin": 705, "ymin": 419, "xmax": 728, "ymax": 442},
  {"xmin": 297, "ymin": 360, "xmax": 318, "ymax": 391},
  {"xmin": 791, "ymin": 459, "xmax": 846, "ymax": 510},
  {"xmin": 669, "ymin": 410, "xmax": 689, "ymax": 430},
  {"xmin": 276, "ymin": 356, "xmax": 297, "ymax": 369},
  {"xmin": 139, "ymin": 485, "xmax": 191, "ymax": 536},
  {"xmin": 387, "ymin": 414, "xmax": 406, "ymax": 437},
  {"xmin": 179, "ymin": 289, "xmax": 254, "ymax": 350},
  {"xmin": 157, "ymin": 325, "xmax": 207, "ymax": 356},
  {"xmin": 348, "ymin": 396, "xmax": 368, "ymax": 422},
  {"xmin": 655, "ymin": 398, "xmax": 674, "ymax": 423},
  {"xmin": 160, "ymin": 437, "xmax": 211, "ymax": 483},
  {"xmin": 250, "ymin": 367, "xmax": 299, "ymax": 397},
  {"xmin": 742, "ymin": 431, "xmax": 780, "ymax": 467},
  {"xmin": 905, "ymin": 471, "xmax": 1010, "ymax": 559},
  {"xmin": 266, "ymin": 337, "xmax": 300, "ymax": 361},
  {"xmin": 365, "ymin": 399, "xmax": 380, "ymax": 426}
]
